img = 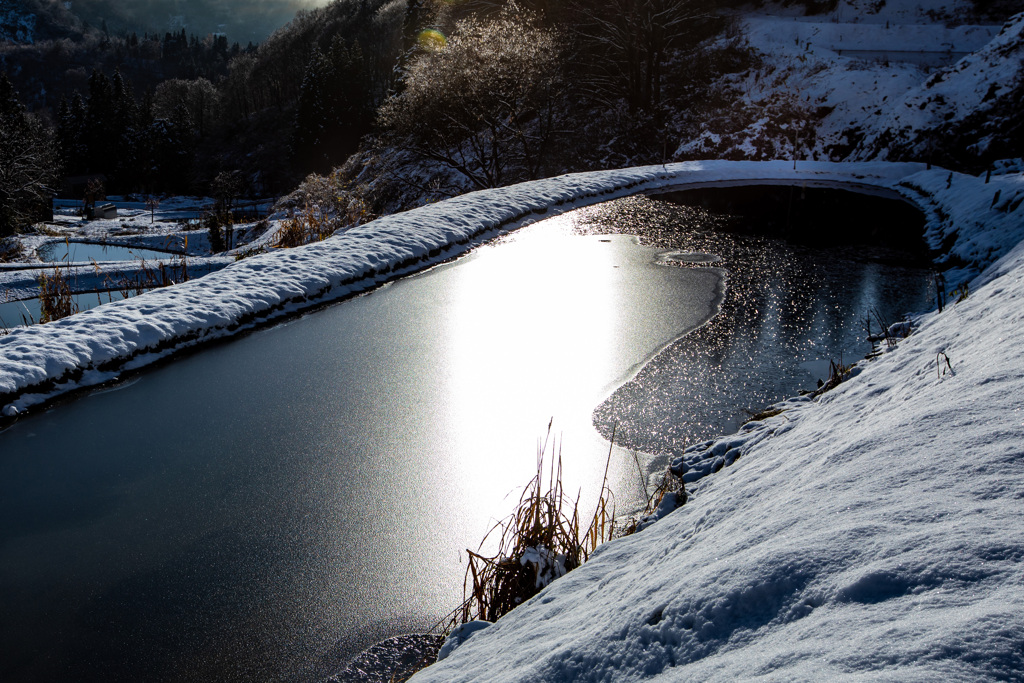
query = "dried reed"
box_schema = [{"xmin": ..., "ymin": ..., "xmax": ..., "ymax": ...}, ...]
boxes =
[
  {"xmin": 274, "ymin": 202, "xmax": 337, "ymax": 248},
  {"xmin": 37, "ymin": 263, "xmax": 77, "ymax": 323},
  {"xmin": 450, "ymin": 422, "xmax": 617, "ymax": 627},
  {"xmin": 620, "ymin": 461, "xmax": 687, "ymax": 537}
]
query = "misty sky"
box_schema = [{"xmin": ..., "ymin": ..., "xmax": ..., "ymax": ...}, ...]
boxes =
[{"xmin": 70, "ymin": 0, "xmax": 330, "ymax": 42}]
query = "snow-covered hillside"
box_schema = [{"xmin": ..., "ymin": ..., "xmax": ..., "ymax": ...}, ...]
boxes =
[{"xmin": 679, "ymin": 2, "xmax": 1023, "ymax": 169}]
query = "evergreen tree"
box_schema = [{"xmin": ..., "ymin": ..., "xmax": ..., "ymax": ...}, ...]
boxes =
[
  {"xmin": 109, "ymin": 69, "xmax": 140, "ymax": 188},
  {"xmin": 328, "ymin": 37, "xmax": 372, "ymax": 154},
  {"xmin": 293, "ymin": 38, "xmax": 375, "ymax": 175},
  {"xmin": 402, "ymin": 0, "xmax": 428, "ymax": 50},
  {"xmin": 142, "ymin": 103, "xmax": 195, "ymax": 195},
  {"xmin": 57, "ymin": 94, "xmax": 88, "ymax": 176},
  {"xmin": 84, "ymin": 69, "xmax": 114, "ymax": 166},
  {"xmin": 293, "ymin": 47, "xmax": 335, "ymax": 173}
]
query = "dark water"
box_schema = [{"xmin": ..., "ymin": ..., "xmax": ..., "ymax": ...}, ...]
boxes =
[
  {"xmin": 0, "ymin": 188, "xmax": 935, "ymax": 682},
  {"xmin": 583, "ymin": 190, "xmax": 934, "ymax": 460},
  {"xmin": 0, "ymin": 221, "xmax": 720, "ymax": 682},
  {"xmin": 0, "ymin": 290, "xmax": 136, "ymax": 329}
]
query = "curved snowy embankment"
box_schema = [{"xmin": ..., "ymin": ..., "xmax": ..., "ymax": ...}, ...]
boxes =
[
  {"xmin": 3, "ymin": 159, "xmax": 986, "ymax": 417},
  {"xmin": 408, "ymin": 166, "xmax": 1024, "ymax": 679},
  {"xmin": 0, "ymin": 160, "xmax": 1019, "ymax": 418}
]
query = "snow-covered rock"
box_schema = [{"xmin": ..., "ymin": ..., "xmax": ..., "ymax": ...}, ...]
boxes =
[{"xmin": 437, "ymin": 621, "xmax": 491, "ymax": 662}]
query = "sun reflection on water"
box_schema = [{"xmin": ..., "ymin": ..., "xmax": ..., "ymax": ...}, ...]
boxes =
[
  {"xmin": 419, "ymin": 213, "xmax": 722, "ymax": 541},
  {"xmin": 444, "ymin": 218, "xmax": 621, "ymax": 518}
]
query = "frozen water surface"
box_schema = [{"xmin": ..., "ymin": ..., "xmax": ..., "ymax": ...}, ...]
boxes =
[
  {"xmin": 37, "ymin": 241, "xmax": 179, "ymax": 264},
  {"xmin": 0, "ymin": 214, "xmax": 722, "ymax": 682},
  {"xmin": 0, "ymin": 181, "xmax": 961, "ymax": 682}
]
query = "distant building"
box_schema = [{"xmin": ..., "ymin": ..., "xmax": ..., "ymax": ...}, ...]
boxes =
[{"xmin": 89, "ymin": 203, "xmax": 117, "ymax": 220}]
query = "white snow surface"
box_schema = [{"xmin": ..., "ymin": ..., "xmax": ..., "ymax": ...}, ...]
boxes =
[
  {"xmin": 409, "ymin": 171, "xmax": 1024, "ymax": 680},
  {"xmin": 680, "ymin": 6, "xmax": 1024, "ymax": 165},
  {"xmin": 2, "ymin": 160, "xmax": 1022, "ymax": 417}
]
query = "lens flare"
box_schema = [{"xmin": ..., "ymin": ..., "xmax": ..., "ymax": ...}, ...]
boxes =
[{"xmin": 417, "ymin": 28, "xmax": 448, "ymax": 50}]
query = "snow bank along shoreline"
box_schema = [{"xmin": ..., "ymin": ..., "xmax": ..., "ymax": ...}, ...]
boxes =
[{"xmin": 2, "ymin": 160, "xmax": 1021, "ymax": 422}]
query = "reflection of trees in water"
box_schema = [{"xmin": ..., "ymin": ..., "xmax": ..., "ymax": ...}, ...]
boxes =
[{"xmin": 578, "ymin": 194, "xmax": 934, "ymax": 460}]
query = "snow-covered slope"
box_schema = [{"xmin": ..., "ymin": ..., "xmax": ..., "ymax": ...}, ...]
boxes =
[
  {"xmin": 680, "ymin": 5, "xmax": 1024, "ymax": 169},
  {"xmin": 7, "ymin": 160, "xmax": 1017, "ymax": 418},
  {"xmin": 848, "ymin": 13, "xmax": 1024, "ymax": 163},
  {"xmin": 408, "ymin": 171, "xmax": 1024, "ymax": 680},
  {"xmin": 2, "ymin": 167, "xmax": 1022, "ymax": 680}
]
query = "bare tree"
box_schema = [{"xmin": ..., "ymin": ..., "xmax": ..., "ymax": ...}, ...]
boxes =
[
  {"xmin": 211, "ymin": 169, "xmax": 244, "ymax": 250},
  {"xmin": 571, "ymin": 0, "xmax": 711, "ymax": 113},
  {"xmin": 0, "ymin": 74, "xmax": 58, "ymax": 237},
  {"xmin": 378, "ymin": 3, "xmax": 566, "ymax": 190}
]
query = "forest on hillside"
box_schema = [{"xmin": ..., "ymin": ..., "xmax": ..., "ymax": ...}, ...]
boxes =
[{"xmin": 1, "ymin": 0, "xmax": 1020, "ymax": 237}]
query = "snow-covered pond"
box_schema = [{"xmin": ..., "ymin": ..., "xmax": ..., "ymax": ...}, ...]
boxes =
[
  {"xmin": 37, "ymin": 241, "xmax": 179, "ymax": 264},
  {"xmin": 0, "ymin": 189, "xmax": 934, "ymax": 681}
]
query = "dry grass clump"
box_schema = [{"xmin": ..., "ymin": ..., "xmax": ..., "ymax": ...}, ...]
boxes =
[
  {"xmin": 746, "ymin": 407, "xmax": 786, "ymax": 422},
  {"xmin": 950, "ymin": 282, "xmax": 970, "ymax": 304},
  {"xmin": 102, "ymin": 254, "xmax": 189, "ymax": 296},
  {"xmin": 273, "ymin": 171, "xmax": 371, "ymax": 249},
  {"xmin": 451, "ymin": 423, "xmax": 616, "ymax": 627},
  {"xmin": 34, "ymin": 243, "xmax": 190, "ymax": 325},
  {"xmin": 1, "ymin": 289, "xmax": 31, "ymax": 332},
  {"xmin": 811, "ymin": 357, "xmax": 854, "ymax": 396},
  {"xmin": 273, "ymin": 202, "xmax": 336, "ymax": 248},
  {"xmin": 37, "ymin": 263, "xmax": 77, "ymax": 323},
  {"xmin": 619, "ymin": 452, "xmax": 688, "ymax": 537},
  {"xmin": 31, "ymin": 224, "xmax": 65, "ymax": 237}
]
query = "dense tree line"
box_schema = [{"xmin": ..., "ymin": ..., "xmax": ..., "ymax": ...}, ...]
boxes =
[
  {"xmin": 5, "ymin": 0, "xmax": 1016, "ymax": 236},
  {"xmin": 55, "ymin": 69, "xmax": 200, "ymax": 194},
  {"xmin": 0, "ymin": 0, "xmax": 732, "ymax": 229},
  {"xmin": 0, "ymin": 0, "xmax": 404, "ymax": 208},
  {"xmin": 1, "ymin": 25, "xmax": 250, "ymax": 114}
]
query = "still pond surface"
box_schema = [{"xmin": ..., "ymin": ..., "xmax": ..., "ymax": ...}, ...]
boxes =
[
  {"xmin": 0, "ymin": 190, "xmax": 934, "ymax": 681},
  {"xmin": 37, "ymin": 241, "xmax": 178, "ymax": 264},
  {"xmin": 0, "ymin": 290, "xmax": 136, "ymax": 329}
]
